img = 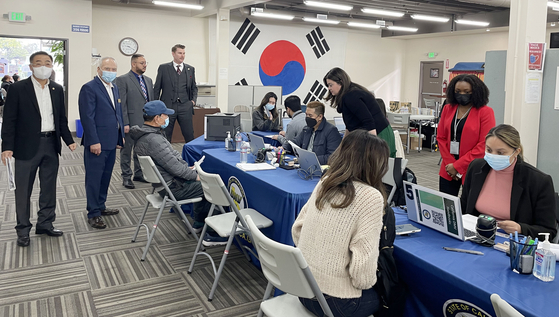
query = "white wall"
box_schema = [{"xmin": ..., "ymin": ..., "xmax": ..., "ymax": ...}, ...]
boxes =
[
  {"xmin": 401, "ymin": 31, "xmax": 510, "ymax": 107},
  {"xmin": 92, "ymin": 4, "xmax": 209, "ymax": 85},
  {"xmin": 0, "ymin": 0, "xmax": 93, "ymax": 131}
]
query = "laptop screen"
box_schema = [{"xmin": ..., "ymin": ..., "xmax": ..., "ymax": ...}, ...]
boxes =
[
  {"xmin": 334, "ymin": 117, "xmax": 345, "ymax": 132},
  {"xmin": 282, "ymin": 118, "xmax": 292, "ymax": 131}
]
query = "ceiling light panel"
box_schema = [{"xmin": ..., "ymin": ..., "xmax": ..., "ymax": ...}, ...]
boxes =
[
  {"xmin": 361, "ymin": 8, "xmax": 405, "ymax": 17},
  {"xmin": 304, "ymin": 1, "xmax": 353, "ymax": 11}
]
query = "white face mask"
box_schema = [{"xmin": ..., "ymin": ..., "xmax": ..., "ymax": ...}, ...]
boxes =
[{"xmin": 32, "ymin": 66, "xmax": 53, "ymax": 80}]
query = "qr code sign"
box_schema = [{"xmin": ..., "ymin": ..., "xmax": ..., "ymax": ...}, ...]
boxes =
[{"xmin": 432, "ymin": 210, "xmax": 444, "ymax": 227}]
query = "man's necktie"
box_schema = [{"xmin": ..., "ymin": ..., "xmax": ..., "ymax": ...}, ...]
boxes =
[
  {"xmin": 176, "ymin": 65, "xmax": 181, "ymax": 75},
  {"xmin": 139, "ymin": 76, "xmax": 148, "ymax": 102}
]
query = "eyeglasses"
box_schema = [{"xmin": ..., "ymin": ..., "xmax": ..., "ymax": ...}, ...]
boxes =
[{"xmin": 297, "ymin": 165, "xmax": 322, "ymax": 180}]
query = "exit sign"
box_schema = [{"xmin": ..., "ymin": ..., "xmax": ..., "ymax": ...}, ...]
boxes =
[
  {"xmin": 428, "ymin": 52, "xmax": 436, "ymax": 58},
  {"xmin": 9, "ymin": 12, "xmax": 26, "ymax": 23}
]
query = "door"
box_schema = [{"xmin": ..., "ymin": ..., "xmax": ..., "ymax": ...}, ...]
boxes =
[{"xmin": 419, "ymin": 61, "xmax": 444, "ymax": 111}]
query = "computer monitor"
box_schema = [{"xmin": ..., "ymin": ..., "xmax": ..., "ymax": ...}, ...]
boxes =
[{"xmin": 334, "ymin": 117, "xmax": 345, "ymax": 132}]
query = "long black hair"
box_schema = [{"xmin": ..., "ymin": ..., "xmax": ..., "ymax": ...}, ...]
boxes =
[
  {"xmin": 446, "ymin": 74, "xmax": 489, "ymax": 108},
  {"xmin": 257, "ymin": 92, "xmax": 279, "ymax": 119},
  {"xmin": 323, "ymin": 67, "xmax": 374, "ymax": 110}
]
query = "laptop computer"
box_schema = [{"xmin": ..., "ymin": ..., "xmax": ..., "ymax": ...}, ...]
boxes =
[
  {"xmin": 292, "ymin": 146, "xmax": 326, "ymax": 176},
  {"xmin": 334, "ymin": 117, "xmax": 346, "ymax": 133},
  {"xmin": 403, "ymin": 181, "xmax": 477, "ymax": 241},
  {"xmin": 248, "ymin": 133, "xmax": 266, "ymax": 155},
  {"xmin": 282, "ymin": 118, "xmax": 292, "ymax": 131}
]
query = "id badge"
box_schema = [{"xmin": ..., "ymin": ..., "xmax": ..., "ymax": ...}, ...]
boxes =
[{"xmin": 450, "ymin": 141, "xmax": 460, "ymax": 155}]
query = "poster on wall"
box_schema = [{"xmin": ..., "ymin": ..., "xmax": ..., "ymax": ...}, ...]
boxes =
[
  {"xmin": 528, "ymin": 42, "xmax": 545, "ymax": 72},
  {"xmin": 229, "ymin": 18, "xmax": 347, "ymax": 104}
]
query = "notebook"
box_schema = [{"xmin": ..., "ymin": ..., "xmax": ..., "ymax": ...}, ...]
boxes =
[{"xmin": 403, "ymin": 181, "xmax": 477, "ymax": 241}]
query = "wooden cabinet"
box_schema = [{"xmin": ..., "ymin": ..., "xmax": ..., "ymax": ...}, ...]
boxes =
[{"xmin": 171, "ymin": 107, "xmax": 221, "ymax": 143}]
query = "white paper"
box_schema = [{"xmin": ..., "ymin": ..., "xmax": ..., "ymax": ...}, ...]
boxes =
[
  {"xmin": 236, "ymin": 163, "xmax": 276, "ymax": 171},
  {"xmin": 525, "ymin": 72, "xmax": 542, "ymax": 104},
  {"xmin": 6, "ymin": 157, "xmax": 16, "ymax": 191}
]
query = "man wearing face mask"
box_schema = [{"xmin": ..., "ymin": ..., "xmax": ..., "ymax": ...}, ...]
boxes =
[
  {"xmin": 284, "ymin": 101, "xmax": 342, "ymax": 165},
  {"xmin": 272, "ymin": 95, "xmax": 306, "ymax": 145},
  {"xmin": 130, "ymin": 101, "xmax": 213, "ymax": 239},
  {"xmin": 115, "ymin": 54, "xmax": 154, "ymax": 189},
  {"xmin": 78, "ymin": 57, "xmax": 126, "ymax": 229},
  {"xmin": 1, "ymin": 51, "xmax": 76, "ymax": 247}
]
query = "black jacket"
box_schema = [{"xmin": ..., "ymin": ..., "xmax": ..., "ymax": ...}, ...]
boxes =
[
  {"xmin": 461, "ymin": 158, "xmax": 557, "ymax": 239},
  {"xmin": 1, "ymin": 78, "xmax": 74, "ymax": 160},
  {"xmin": 287, "ymin": 119, "xmax": 342, "ymax": 165}
]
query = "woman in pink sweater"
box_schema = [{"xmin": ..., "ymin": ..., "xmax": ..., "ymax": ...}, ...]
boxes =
[{"xmin": 292, "ymin": 130, "xmax": 389, "ymax": 317}]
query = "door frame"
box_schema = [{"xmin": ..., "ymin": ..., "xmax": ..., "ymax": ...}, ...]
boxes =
[{"xmin": 418, "ymin": 60, "xmax": 444, "ymax": 109}]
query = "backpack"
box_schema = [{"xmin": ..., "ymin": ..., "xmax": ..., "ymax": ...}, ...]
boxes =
[
  {"xmin": 374, "ymin": 204, "xmax": 407, "ymax": 317},
  {"xmin": 391, "ymin": 157, "xmax": 417, "ymax": 207}
]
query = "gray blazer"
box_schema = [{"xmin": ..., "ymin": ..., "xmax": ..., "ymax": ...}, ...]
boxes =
[
  {"xmin": 153, "ymin": 62, "xmax": 198, "ymax": 109},
  {"xmin": 115, "ymin": 71, "xmax": 154, "ymax": 127}
]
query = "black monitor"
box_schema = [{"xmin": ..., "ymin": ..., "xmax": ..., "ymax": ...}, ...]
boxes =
[
  {"xmin": 205, "ymin": 113, "xmax": 241, "ymax": 141},
  {"xmin": 551, "ymin": 32, "xmax": 559, "ymax": 49}
]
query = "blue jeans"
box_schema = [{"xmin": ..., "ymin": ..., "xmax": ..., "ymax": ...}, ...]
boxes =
[{"xmin": 299, "ymin": 287, "xmax": 380, "ymax": 317}]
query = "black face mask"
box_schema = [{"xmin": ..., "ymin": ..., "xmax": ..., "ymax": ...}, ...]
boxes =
[
  {"xmin": 455, "ymin": 93, "xmax": 472, "ymax": 106},
  {"xmin": 306, "ymin": 117, "xmax": 318, "ymax": 128}
]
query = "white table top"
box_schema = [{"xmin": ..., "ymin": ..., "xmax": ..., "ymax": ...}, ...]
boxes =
[{"xmin": 410, "ymin": 114, "xmax": 435, "ymax": 120}]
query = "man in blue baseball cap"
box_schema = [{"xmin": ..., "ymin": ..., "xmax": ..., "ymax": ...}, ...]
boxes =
[{"xmin": 130, "ymin": 101, "xmax": 227, "ymax": 246}]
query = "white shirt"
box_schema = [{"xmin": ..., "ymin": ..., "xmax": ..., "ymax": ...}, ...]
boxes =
[
  {"xmin": 172, "ymin": 61, "xmax": 184, "ymax": 74},
  {"xmin": 31, "ymin": 76, "xmax": 55, "ymax": 132},
  {"xmin": 97, "ymin": 75, "xmax": 115, "ymax": 108}
]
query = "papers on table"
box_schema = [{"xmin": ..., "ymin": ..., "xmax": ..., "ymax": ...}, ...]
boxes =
[
  {"xmin": 6, "ymin": 157, "xmax": 15, "ymax": 191},
  {"xmin": 236, "ymin": 163, "xmax": 276, "ymax": 171},
  {"xmin": 264, "ymin": 135, "xmax": 274, "ymax": 138}
]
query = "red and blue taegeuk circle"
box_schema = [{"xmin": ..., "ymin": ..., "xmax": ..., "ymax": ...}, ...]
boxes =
[{"xmin": 259, "ymin": 40, "xmax": 306, "ymax": 95}]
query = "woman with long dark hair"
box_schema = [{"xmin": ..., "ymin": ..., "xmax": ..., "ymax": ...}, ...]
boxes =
[
  {"xmin": 461, "ymin": 124, "xmax": 556, "ymax": 238},
  {"xmin": 292, "ymin": 130, "xmax": 388, "ymax": 317},
  {"xmin": 252, "ymin": 91, "xmax": 281, "ymax": 131},
  {"xmin": 323, "ymin": 67, "xmax": 396, "ymax": 157},
  {"xmin": 437, "ymin": 74, "xmax": 495, "ymax": 196}
]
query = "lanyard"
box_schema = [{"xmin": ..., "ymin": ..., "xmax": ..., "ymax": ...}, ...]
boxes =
[{"xmin": 453, "ymin": 106, "xmax": 472, "ymax": 142}]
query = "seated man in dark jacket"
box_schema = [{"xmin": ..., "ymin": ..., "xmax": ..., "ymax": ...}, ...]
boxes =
[
  {"xmin": 284, "ymin": 101, "xmax": 342, "ymax": 165},
  {"xmin": 130, "ymin": 100, "xmax": 225, "ymax": 247}
]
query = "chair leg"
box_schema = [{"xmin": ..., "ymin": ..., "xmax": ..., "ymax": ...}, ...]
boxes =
[
  {"xmin": 257, "ymin": 282, "xmax": 275, "ymax": 317},
  {"xmin": 207, "ymin": 218, "xmax": 239, "ymax": 301},
  {"xmin": 141, "ymin": 199, "xmax": 166, "ymax": 261},
  {"xmin": 132, "ymin": 187, "xmax": 156, "ymax": 242},
  {"xmin": 188, "ymin": 204, "xmax": 217, "ymax": 274},
  {"xmin": 173, "ymin": 202, "xmax": 199, "ymax": 242}
]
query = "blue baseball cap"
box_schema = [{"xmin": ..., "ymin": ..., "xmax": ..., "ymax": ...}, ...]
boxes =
[{"xmin": 143, "ymin": 100, "xmax": 175, "ymax": 116}]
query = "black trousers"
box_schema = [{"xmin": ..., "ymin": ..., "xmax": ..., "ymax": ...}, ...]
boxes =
[
  {"xmin": 439, "ymin": 176, "xmax": 462, "ymax": 197},
  {"xmin": 120, "ymin": 132, "xmax": 143, "ymax": 180},
  {"xmin": 14, "ymin": 135, "xmax": 59, "ymax": 236},
  {"xmin": 164, "ymin": 101, "xmax": 194, "ymax": 143}
]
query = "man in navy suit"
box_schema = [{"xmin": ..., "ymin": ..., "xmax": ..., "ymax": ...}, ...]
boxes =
[{"xmin": 78, "ymin": 57, "xmax": 125, "ymax": 229}]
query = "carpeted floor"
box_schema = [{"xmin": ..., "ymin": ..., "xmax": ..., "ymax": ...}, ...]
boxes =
[{"xmin": 0, "ymin": 138, "xmax": 441, "ymax": 317}]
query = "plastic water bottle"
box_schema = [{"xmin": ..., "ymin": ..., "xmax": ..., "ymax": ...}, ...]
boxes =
[
  {"xmin": 240, "ymin": 141, "xmax": 249, "ymax": 164},
  {"xmin": 235, "ymin": 130, "xmax": 242, "ymax": 152}
]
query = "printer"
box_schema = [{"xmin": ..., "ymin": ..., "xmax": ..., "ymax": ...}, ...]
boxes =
[{"xmin": 204, "ymin": 113, "xmax": 241, "ymax": 141}]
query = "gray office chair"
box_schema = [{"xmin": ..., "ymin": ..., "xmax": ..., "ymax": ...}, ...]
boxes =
[
  {"xmin": 132, "ymin": 156, "xmax": 202, "ymax": 261},
  {"xmin": 245, "ymin": 215, "xmax": 334, "ymax": 317}
]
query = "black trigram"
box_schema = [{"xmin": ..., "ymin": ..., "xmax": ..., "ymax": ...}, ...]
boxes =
[
  {"xmin": 306, "ymin": 27, "xmax": 330, "ymax": 59},
  {"xmin": 235, "ymin": 78, "xmax": 248, "ymax": 86},
  {"xmin": 303, "ymin": 80, "xmax": 328, "ymax": 104},
  {"xmin": 231, "ymin": 18, "xmax": 260, "ymax": 54}
]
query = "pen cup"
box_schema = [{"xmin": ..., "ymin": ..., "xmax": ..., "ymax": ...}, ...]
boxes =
[{"xmin": 509, "ymin": 238, "xmax": 536, "ymax": 274}]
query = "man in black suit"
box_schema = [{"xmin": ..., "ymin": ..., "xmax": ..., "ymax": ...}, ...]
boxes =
[
  {"xmin": 1, "ymin": 51, "xmax": 76, "ymax": 247},
  {"xmin": 115, "ymin": 54, "xmax": 154, "ymax": 189},
  {"xmin": 154, "ymin": 44, "xmax": 198, "ymax": 143}
]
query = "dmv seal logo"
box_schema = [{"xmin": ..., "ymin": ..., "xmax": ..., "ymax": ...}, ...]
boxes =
[
  {"xmin": 227, "ymin": 176, "xmax": 248, "ymax": 210},
  {"xmin": 443, "ymin": 299, "xmax": 492, "ymax": 317},
  {"xmin": 423, "ymin": 209, "xmax": 431, "ymax": 219}
]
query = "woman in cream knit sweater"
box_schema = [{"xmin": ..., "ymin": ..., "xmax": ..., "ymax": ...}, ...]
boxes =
[{"xmin": 292, "ymin": 129, "xmax": 388, "ymax": 317}]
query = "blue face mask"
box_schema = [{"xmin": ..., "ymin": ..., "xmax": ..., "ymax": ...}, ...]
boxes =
[
  {"xmin": 101, "ymin": 71, "xmax": 117, "ymax": 83},
  {"xmin": 161, "ymin": 117, "xmax": 170, "ymax": 129},
  {"xmin": 484, "ymin": 152, "xmax": 514, "ymax": 171},
  {"xmin": 265, "ymin": 103, "xmax": 275, "ymax": 111}
]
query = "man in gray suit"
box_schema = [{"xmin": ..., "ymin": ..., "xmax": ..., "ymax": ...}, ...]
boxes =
[
  {"xmin": 115, "ymin": 54, "xmax": 154, "ymax": 189},
  {"xmin": 154, "ymin": 44, "xmax": 198, "ymax": 143}
]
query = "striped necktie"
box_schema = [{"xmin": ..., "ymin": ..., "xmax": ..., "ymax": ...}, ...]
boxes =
[
  {"xmin": 138, "ymin": 75, "xmax": 148, "ymax": 102},
  {"xmin": 176, "ymin": 65, "xmax": 181, "ymax": 75}
]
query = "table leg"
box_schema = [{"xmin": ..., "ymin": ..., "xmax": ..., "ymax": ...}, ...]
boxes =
[{"xmin": 418, "ymin": 123, "xmax": 422, "ymax": 153}]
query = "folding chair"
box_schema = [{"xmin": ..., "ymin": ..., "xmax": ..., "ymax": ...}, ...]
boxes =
[
  {"xmin": 382, "ymin": 157, "xmax": 408, "ymax": 206},
  {"xmin": 188, "ymin": 157, "xmax": 273, "ymax": 301},
  {"xmin": 387, "ymin": 112, "xmax": 411, "ymax": 154},
  {"xmin": 490, "ymin": 294, "xmax": 525, "ymax": 317},
  {"xmin": 131, "ymin": 156, "xmax": 202, "ymax": 261},
  {"xmin": 244, "ymin": 215, "xmax": 334, "ymax": 317}
]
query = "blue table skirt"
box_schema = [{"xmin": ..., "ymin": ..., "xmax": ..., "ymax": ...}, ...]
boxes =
[
  {"xmin": 199, "ymin": 148, "xmax": 318, "ymax": 246},
  {"xmin": 393, "ymin": 210, "xmax": 559, "ymax": 317}
]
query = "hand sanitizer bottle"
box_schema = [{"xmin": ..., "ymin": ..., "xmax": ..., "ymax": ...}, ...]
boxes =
[{"xmin": 533, "ymin": 233, "xmax": 556, "ymax": 282}]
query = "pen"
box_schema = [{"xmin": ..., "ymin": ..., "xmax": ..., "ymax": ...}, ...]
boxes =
[{"xmin": 443, "ymin": 247, "xmax": 484, "ymax": 256}]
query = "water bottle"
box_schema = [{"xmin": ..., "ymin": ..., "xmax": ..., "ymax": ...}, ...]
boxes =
[
  {"xmin": 240, "ymin": 141, "xmax": 248, "ymax": 164},
  {"xmin": 235, "ymin": 130, "xmax": 242, "ymax": 152},
  {"xmin": 225, "ymin": 131, "xmax": 235, "ymax": 151}
]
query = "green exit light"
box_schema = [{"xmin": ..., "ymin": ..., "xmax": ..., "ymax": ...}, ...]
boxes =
[
  {"xmin": 428, "ymin": 52, "xmax": 436, "ymax": 58},
  {"xmin": 9, "ymin": 12, "xmax": 26, "ymax": 23}
]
